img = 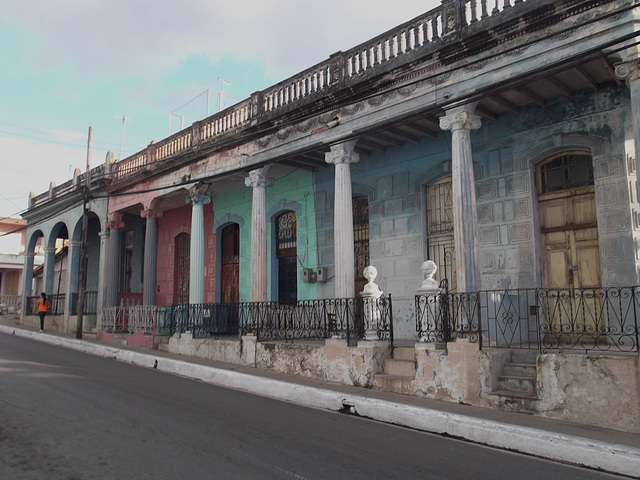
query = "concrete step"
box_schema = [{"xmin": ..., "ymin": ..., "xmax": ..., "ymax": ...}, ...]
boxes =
[
  {"xmin": 393, "ymin": 346, "xmax": 415, "ymax": 362},
  {"xmin": 491, "ymin": 389, "xmax": 539, "ymax": 400},
  {"xmin": 497, "ymin": 375, "xmax": 536, "ymax": 394},
  {"xmin": 502, "ymin": 362, "xmax": 536, "ymax": 377},
  {"xmin": 384, "ymin": 359, "xmax": 416, "ymax": 377},
  {"xmin": 374, "ymin": 374, "xmax": 414, "ymax": 394}
]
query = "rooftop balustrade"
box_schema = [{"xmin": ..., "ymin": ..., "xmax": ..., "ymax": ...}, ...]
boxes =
[{"xmin": 100, "ymin": 0, "xmax": 536, "ymax": 188}]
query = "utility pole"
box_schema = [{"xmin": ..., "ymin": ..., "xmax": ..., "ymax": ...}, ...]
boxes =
[{"xmin": 76, "ymin": 126, "xmax": 92, "ymax": 339}]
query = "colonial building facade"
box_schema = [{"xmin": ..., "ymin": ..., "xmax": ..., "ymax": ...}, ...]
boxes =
[{"xmin": 20, "ymin": 0, "xmax": 640, "ymax": 432}]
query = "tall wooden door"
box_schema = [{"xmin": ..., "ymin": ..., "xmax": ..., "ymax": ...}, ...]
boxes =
[
  {"xmin": 353, "ymin": 196, "xmax": 370, "ymax": 297},
  {"xmin": 276, "ymin": 211, "xmax": 297, "ymax": 304},
  {"xmin": 426, "ymin": 176, "xmax": 456, "ymax": 292},
  {"xmin": 174, "ymin": 232, "xmax": 190, "ymax": 304},
  {"xmin": 539, "ymin": 191, "xmax": 600, "ymax": 290},
  {"xmin": 220, "ymin": 224, "xmax": 239, "ymax": 304},
  {"xmin": 538, "ymin": 154, "xmax": 601, "ymax": 339}
]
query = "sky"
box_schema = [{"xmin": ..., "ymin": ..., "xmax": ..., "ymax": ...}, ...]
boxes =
[{"xmin": 0, "ymin": 0, "xmax": 441, "ymax": 219}]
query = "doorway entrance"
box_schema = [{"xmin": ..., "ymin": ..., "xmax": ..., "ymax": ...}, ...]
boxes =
[
  {"xmin": 426, "ymin": 176, "xmax": 456, "ymax": 292},
  {"xmin": 220, "ymin": 224, "xmax": 239, "ymax": 304},
  {"xmin": 276, "ymin": 211, "xmax": 297, "ymax": 304},
  {"xmin": 174, "ymin": 232, "xmax": 190, "ymax": 304},
  {"xmin": 537, "ymin": 153, "xmax": 601, "ymax": 340}
]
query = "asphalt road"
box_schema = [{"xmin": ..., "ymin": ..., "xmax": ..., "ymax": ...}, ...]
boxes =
[{"xmin": 0, "ymin": 332, "xmax": 627, "ymax": 480}]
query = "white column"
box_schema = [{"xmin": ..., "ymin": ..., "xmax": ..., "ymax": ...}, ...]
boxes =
[
  {"xmin": 43, "ymin": 246, "xmax": 56, "ymax": 296},
  {"xmin": 186, "ymin": 194, "xmax": 210, "ymax": 304},
  {"xmin": 97, "ymin": 230, "xmax": 109, "ymax": 319},
  {"xmin": 105, "ymin": 219, "xmax": 124, "ymax": 307},
  {"xmin": 21, "ymin": 252, "xmax": 35, "ymax": 315},
  {"xmin": 141, "ymin": 208, "xmax": 162, "ymax": 306},
  {"xmin": 245, "ymin": 166, "xmax": 273, "ymax": 302},
  {"xmin": 440, "ymin": 104, "xmax": 482, "ymax": 293},
  {"xmin": 325, "ymin": 140, "xmax": 359, "ymax": 299}
]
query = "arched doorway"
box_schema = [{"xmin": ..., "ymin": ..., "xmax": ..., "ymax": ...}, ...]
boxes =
[
  {"xmin": 220, "ymin": 223, "xmax": 239, "ymax": 304},
  {"xmin": 426, "ymin": 176, "xmax": 456, "ymax": 292},
  {"xmin": 353, "ymin": 195, "xmax": 370, "ymax": 296},
  {"xmin": 174, "ymin": 232, "xmax": 190, "ymax": 304},
  {"xmin": 537, "ymin": 153, "xmax": 600, "ymax": 290},
  {"xmin": 276, "ymin": 211, "xmax": 297, "ymax": 304},
  {"xmin": 537, "ymin": 152, "xmax": 601, "ymax": 342}
]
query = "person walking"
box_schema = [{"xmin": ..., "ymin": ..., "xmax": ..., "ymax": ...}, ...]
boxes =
[{"xmin": 37, "ymin": 292, "xmax": 50, "ymax": 332}]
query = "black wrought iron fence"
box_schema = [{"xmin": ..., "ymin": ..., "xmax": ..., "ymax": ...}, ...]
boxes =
[
  {"xmin": 169, "ymin": 296, "xmax": 394, "ymax": 345},
  {"xmin": 416, "ymin": 287, "xmax": 640, "ymax": 354},
  {"xmin": 170, "ymin": 303, "xmax": 242, "ymax": 338},
  {"xmin": 27, "ymin": 294, "xmax": 65, "ymax": 315}
]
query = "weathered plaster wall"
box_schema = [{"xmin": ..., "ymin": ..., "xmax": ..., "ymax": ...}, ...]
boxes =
[
  {"xmin": 472, "ymin": 85, "xmax": 634, "ymax": 289},
  {"xmin": 537, "ymin": 354, "xmax": 640, "ymax": 433},
  {"xmin": 480, "ymin": 350, "xmax": 640, "ymax": 434},
  {"xmin": 156, "ymin": 205, "xmax": 216, "ymax": 306},
  {"xmin": 255, "ymin": 339, "xmax": 389, "ymax": 387},
  {"xmin": 313, "ymin": 84, "xmax": 635, "ymax": 340}
]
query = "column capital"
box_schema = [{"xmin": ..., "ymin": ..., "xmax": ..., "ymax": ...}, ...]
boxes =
[
  {"xmin": 106, "ymin": 220, "xmax": 124, "ymax": 229},
  {"xmin": 325, "ymin": 140, "xmax": 360, "ymax": 165},
  {"xmin": 245, "ymin": 166, "xmax": 273, "ymax": 188},
  {"xmin": 141, "ymin": 208, "xmax": 163, "ymax": 219},
  {"xmin": 615, "ymin": 60, "xmax": 640, "ymax": 84},
  {"xmin": 185, "ymin": 194, "xmax": 211, "ymax": 206},
  {"xmin": 440, "ymin": 105, "xmax": 482, "ymax": 132},
  {"xmin": 44, "ymin": 246, "xmax": 56, "ymax": 254},
  {"xmin": 67, "ymin": 240, "xmax": 82, "ymax": 248}
]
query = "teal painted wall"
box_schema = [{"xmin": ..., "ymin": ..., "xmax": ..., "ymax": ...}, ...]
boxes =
[{"xmin": 212, "ymin": 169, "xmax": 319, "ymax": 302}]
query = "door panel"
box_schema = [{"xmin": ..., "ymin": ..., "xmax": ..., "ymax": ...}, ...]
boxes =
[
  {"xmin": 220, "ymin": 224, "xmax": 240, "ymax": 304},
  {"xmin": 426, "ymin": 177, "xmax": 456, "ymax": 292},
  {"xmin": 221, "ymin": 264, "xmax": 239, "ymax": 303},
  {"xmin": 539, "ymin": 188, "xmax": 601, "ymax": 341}
]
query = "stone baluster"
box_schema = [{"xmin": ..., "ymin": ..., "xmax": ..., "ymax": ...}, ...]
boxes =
[
  {"xmin": 326, "ymin": 140, "xmax": 359, "ymax": 299},
  {"xmin": 141, "ymin": 208, "xmax": 163, "ymax": 306},
  {"xmin": 440, "ymin": 104, "xmax": 482, "ymax": 293},
  {"xmin": 186, "ymin": 194, "xmax": 210, "ymax": 305},
  {"xmin": 245, "ymin": 166, "xmax": 273, "ymax": 302}
]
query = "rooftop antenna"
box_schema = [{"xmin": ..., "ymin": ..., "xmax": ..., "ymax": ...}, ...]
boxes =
[
  {"xmin": 217, "ymin": 78, "xmax": 231, "ymax": 113},
  {"xmin": 116, "ymin": 115, "xmax": 130, "ymax": 161}
]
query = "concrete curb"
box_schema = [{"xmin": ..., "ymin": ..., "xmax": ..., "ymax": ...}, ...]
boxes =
[{"xmin": 2, "ymin": 325, "xmax": 639, "ymax": 477}]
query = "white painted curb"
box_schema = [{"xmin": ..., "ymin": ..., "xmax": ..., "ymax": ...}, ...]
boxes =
[{"xmin": 2, "ymin": 325, "xmax": 638, "ymax": 477}]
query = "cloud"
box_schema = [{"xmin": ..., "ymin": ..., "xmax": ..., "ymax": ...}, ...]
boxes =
[
  {"xmin": 3, "ymin": 0, "xmax": 440, "ymax": 80},
  {"xmin": 0, "ymin": 133, "xmax": 89, "ymax": 217}
]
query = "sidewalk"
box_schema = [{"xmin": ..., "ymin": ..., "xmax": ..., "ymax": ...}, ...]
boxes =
[{"xmin": 1, "ymin": 315, "xmax": 638, "ymax": 477}]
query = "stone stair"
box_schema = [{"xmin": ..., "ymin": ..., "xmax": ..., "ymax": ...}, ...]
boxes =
[
  {"xmin": 493, "ymin": 351, "xmax": 538, "ymax": 399},
  {"xmin": 374, "ymin": 346, "xmax": 416, "ymax": 393}
]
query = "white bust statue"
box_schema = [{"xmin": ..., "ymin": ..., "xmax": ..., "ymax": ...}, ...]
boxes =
[
  {"xmin": 361, "ymin": 265, "xmax": 382, "ymax": 297},
  {"xmin": 418, "ymin": 260, "xmax": 441, "ymax": 293}
]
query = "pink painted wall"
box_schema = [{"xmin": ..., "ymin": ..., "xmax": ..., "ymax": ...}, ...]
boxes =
[{"xmin": 156, "ymin": 204, "xmax": 217, "ymax": 306}]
